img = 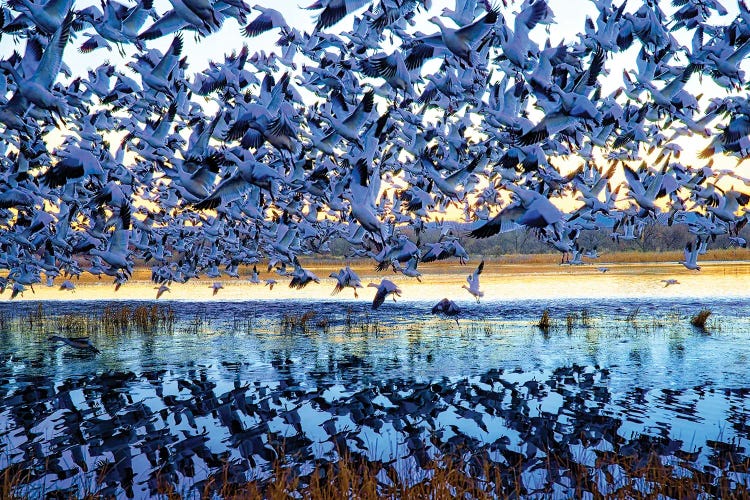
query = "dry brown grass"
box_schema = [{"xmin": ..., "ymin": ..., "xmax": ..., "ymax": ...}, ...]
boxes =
[
  {"xmin": 537, "ymin": 309, "xmax": 552, "ymax": 332},
  {"xmin": 4, "ymin": 444, "xmax": 749, "ymax": 499},
  {"xmin": 280, "ymin": 310, "xmax": 318, "ymax": 333},
  {"xmin": 8, "ymin": 304, "xmax": 175, "ymax": 336}
]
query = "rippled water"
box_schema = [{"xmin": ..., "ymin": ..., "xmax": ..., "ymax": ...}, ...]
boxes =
[{"xmin": 1, "ymin": 263, "xmax": 750, "ymax": 497}]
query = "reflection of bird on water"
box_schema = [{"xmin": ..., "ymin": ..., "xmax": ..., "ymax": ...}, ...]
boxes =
[
  {"xmin": 661, "ymin": 279, "xmax": 680, "ymax": 287},
  {"xmin": 431, "ymin": 298, "xmax": 461, "ymax": 325},
  {"xmin": 211, "ymin": 282, "xmax": 223, "ymax": 295},
  {"xmin": 155, "ymin": 284, "xmax": 170, "ymax": 298},
  {"xmin": 49, "ymin": 335, "xmax": 101, "ymax": 353}
]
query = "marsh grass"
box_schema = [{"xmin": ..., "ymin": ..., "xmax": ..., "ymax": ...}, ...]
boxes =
[
  {"xmin": 537, "ymin": 309, "xmax": 552, "ymax": 332},
  {"xmin": 460, "ymin": 320, "xmax": 495, "ymax": 336},
  {"xmin": 690, "ymin": 309, "xmax": 712, "ymax": 332},
  {"xmin": 344, "ymin": 307, "xmax": 380, "ymax": 335},
  {"xmin": 626, "ymin": 307, "xmax": 640, "ymax": 324},
  {"xmin": 61, "ymin": 444, "xmax": 750, "ymax": 499},
  {"xmin": 281, "ymin": 310, "xmax": 318, "ymax": 334},
  {"xmin": 182, "ymin": 313, "xmax": 208, "ymax": 335},
  {"xmin": 4, "ymin": 304, "xmax": 176, "ymax": 337},
  {"xmin": 566, "ymin": 312, "xmax": 576, "ymax": 331}
]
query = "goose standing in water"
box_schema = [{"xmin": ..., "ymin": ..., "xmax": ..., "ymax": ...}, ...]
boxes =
[
  {"xmin": 49, "ymin": 335, "xmax": 100, "ymax": 353},
  {"xmin": 462, "ymin": 259, "xmax": 484, "ymax": 303},
  {"xmin": 368, "ymin": 279, "xmax": 401, "ymax": 310}
]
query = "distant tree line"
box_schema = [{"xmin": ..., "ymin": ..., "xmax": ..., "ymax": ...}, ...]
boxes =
[{"xmin": 327, "ymin": 223, "xmax": 750, "ymax": 258}]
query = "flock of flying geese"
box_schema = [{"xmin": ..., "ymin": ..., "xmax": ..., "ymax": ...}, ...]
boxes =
[{"xmin": 1, "ymin": 0, "xmax": 750, "ymax": 313}]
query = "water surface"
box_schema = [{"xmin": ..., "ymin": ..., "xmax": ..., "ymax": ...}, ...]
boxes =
[{"xmin": 1, "ymin": 262, "xmax": 750, "ymax": 498}]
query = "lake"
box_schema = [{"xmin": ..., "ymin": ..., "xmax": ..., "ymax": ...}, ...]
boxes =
[{"xmin": 1, "ymin": 261, "xmax": 750, "ymax": 498}]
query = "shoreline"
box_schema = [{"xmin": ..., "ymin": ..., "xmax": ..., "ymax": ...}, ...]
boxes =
[{"xmin": 4, "ymin": 259, "xmax": 750, "ymax": 302}]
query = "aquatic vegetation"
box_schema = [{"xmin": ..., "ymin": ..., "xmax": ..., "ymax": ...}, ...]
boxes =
[
  {"xmin": 0, "ymin": 298, "xmax": 748, "ymax": 498},
  {"xmin": 280, "ymin": 310, "xmax": 318, "ymax": 334},
  {"xmin": 626, "ymin": 307, "xmax": 641, "ymax": 324},
  {"xmin": 1, "ymin": 303, "xmax": 176, "ymax": 336},
  {"xmin": 344, "ymin": 307, "xmax": 381, "ymax": 335},
  {"xmin": 537, "ymin": 309, "xmax": 552, "ymax": 332}
]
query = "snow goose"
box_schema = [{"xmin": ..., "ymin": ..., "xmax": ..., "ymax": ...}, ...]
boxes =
[
  {"xmin": 2, "ymin": 0, "xmax": 74, "ymax": 35},
  {"xmin": 306, "ymin": 0, "xmax": 370, "ymax": 30},
  {"xmin": 242, "ymin": 5, "xmax": 287, "ymax": 37},
  {"xmin": 431, "ymin": 298, "xmax": 461, "ymax": 325},
  {"xmin": 405, "ymin": 9, "xmax": 498, "ymax": 69},
  {"xmin": 368, "ymin": 279, "xmax": 401, "ymax": 310},
  {"xmin": 462, "ymin": 259, "xmax": 484, "ymax": 302},
  {"xmin": 0, "ymin": 10, "xmax": 74, "ymax": 125},
  {"xmin": 289, "ymin": 257, "xmax": 320, "ymax": 289},
  {"xmin": 679, "ymin": 242, "xmax": 701, "ymax": 271},
  {"xmin": 330, "ymin": 265, "xmax": 363, "ymax": 297}
]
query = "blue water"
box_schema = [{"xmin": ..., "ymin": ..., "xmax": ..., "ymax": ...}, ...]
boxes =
[
  {"xmin": 1, "ymin": 298, "xmax": 747, "ymax": 388},
  {"xmin": 0, "ymin": 298, "xmax": 748, "ymax": 498}
]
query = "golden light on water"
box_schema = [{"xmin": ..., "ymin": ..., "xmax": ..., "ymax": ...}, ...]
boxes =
[{"xmin": 10, "ymin": 260, "xmax": 750, "ymax": 303}]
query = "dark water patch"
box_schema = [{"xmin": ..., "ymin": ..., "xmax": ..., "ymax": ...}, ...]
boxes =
[{"xmin": 0, "ymin": 366, "xmax": 749, "ymax": 498}]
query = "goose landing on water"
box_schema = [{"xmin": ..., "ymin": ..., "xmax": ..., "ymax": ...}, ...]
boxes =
[
  {"xmin": 679, "ymin": 242, "xmax": 701, "ymax": 271},
  {"xmin": 330, "ymin": 266, "xmax": 362, "ymax": 298},
  {"xmin": 368, "ymin": 279, "xmax": 401, "ymax": 310},
  {"xmin": 432, "ymin": 298, "xmax": 461, "ymax": 325},
  {"xmin": 155, "ymin": 284, "xmax": 170, "ymax": 299},
  {"xmin": 49, "ymin": 335, "xmax": 100, "ymax": 353},
  {"xmin": 462, "ymin": 259, "xmax": 484, "ymax": 303}
]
